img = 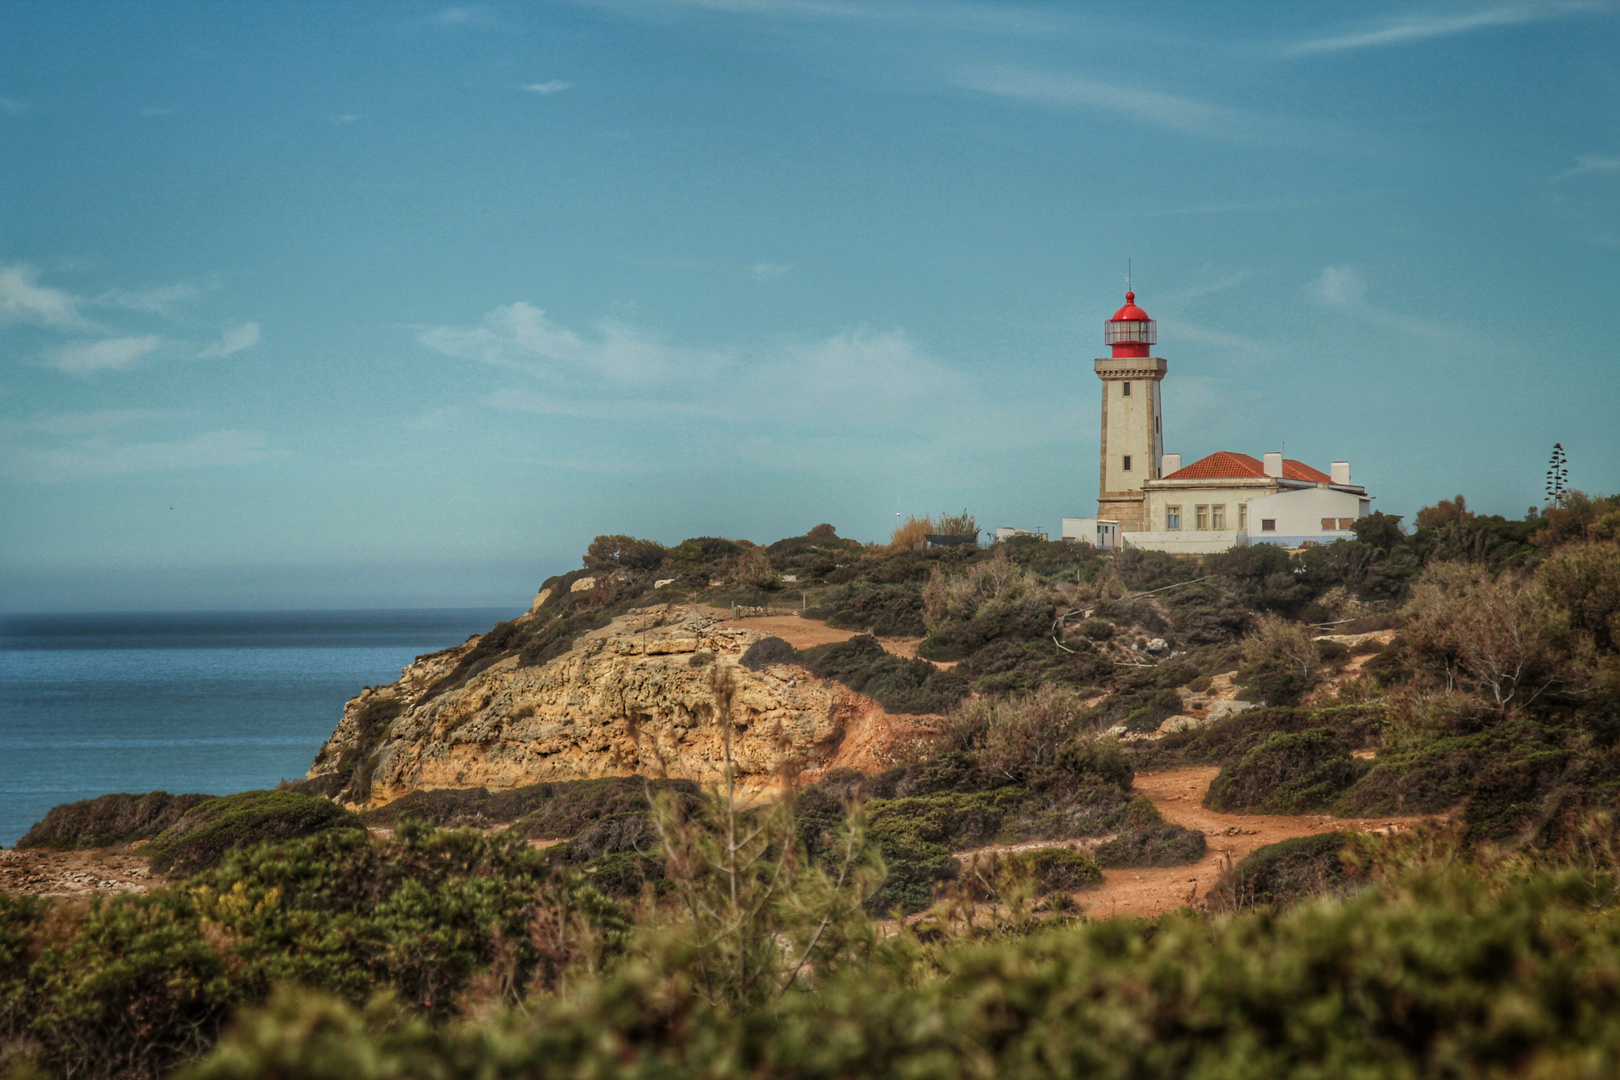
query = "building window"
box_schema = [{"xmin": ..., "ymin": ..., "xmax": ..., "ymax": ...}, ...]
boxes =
[
  {"xmin": 1122, "ymin": 382, "xmax": 1132, "ymax": 397},
  {"xmin": 1321, "ymin": 518, "xmax": 1336, "ymax": 531},
  {"xmin": 1166, "ymin": 506, "xmax": 1181, "ymax": 531},
  {"xmin": 1238, "ymin": 503, "xmax": 1247, "ymax": 530},
  {"xmin": 1338, "ymin": 517, "xmax": 1357, "ymax": 530},
  {"xmin": 1155, "ymin": 414, "xmax": 1160, "ymax": 432},
  {"xmin": 1261, "ymin": 519, "xmax": 1276, "ymax": 532},
  {"xmin": 1195, "ymin": 505, "xmax": 1209, "ymax": 530},
  {"xmin": 1123, "ymin": 455, "xmax": 1132, "ymax": 471},
  {"xmin": 1211, "ymin": 504, "xmax": 1226, "ymax": 530}
]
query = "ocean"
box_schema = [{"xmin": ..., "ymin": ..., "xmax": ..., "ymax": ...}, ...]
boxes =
[{"xmin": 0, "ymin": 608, "xmax": 520, "ymax": 848}]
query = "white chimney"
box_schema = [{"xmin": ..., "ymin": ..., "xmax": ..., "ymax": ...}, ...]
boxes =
[
  {"xmin": 1161, "ymin": 453, "xmax": 1181, "ymax": 476},
  {"xmin": 1331, "ymin": 461, "xmax": 1351, "ymax": 485},
  {"xmin": 1263, "ymin": 452, "xmax": 1284, "ymax": 478}
]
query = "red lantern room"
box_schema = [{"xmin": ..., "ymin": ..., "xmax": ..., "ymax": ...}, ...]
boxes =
[{"xmin": 1104, "ymin": 291, "xmax": 1156, "ymax": 358}]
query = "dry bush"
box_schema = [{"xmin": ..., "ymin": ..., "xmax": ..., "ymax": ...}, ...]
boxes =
[
  {"xmin": 890, "ymin": 514, "xmax": 932, "ymax": 549},
  {"xmin": 1403, "ymin": 561, "xmax": 1587, "ymax": 718},
  {"xmin": 936, "ymin": 685, "xmax": 1098, "ymax": 783}
]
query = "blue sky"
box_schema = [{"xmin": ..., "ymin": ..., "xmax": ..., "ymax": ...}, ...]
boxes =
[{"xmin": 2, "ymin": 0, "xmax": 1617, "ymax": 610}]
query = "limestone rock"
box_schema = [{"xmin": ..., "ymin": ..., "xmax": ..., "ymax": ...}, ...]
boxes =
[{"xmin": 306, "ymin": 605, "xmax": 919, "ymax": 808}]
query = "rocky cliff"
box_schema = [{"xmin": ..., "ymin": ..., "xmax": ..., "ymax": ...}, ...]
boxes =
[{"xmin": 306, "ymin": 605, "xmax": 921, "ymax": 807}]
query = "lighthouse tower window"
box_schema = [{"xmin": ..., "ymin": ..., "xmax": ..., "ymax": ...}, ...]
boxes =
[
  {"xmin": 1122, "ymin": 382, "xmax": 1132, "ymax": 396},
  {"xmin": 1122, "ymin": 455, "xmax": 1132, "ymax": 472}
]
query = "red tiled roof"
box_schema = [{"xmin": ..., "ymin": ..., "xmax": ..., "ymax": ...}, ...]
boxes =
[{"xmin": 1162, "ymin": 451, "xmax": 1333, "ymax": 483}]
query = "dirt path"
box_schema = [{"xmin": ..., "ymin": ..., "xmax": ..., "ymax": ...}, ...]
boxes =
[{"xmin": 1080, "ymin": 767, "xmax": 1428, "ymax": 919}]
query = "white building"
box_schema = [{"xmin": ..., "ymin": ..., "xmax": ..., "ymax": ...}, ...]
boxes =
[{"xmin": 1067, "ymin": 289, "xmax": 1373, "ymax": 553}]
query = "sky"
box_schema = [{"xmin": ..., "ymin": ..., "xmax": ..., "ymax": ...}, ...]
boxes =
[{"xmin": 1, "ymin": 0, "xmax": 1617, "ymax": 611}]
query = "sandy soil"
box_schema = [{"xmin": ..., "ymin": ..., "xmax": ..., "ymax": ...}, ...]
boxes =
[
  {"xmin": 720, "ymin": 614, "xmax": 859, "ymax": 649},
  {"xmin": 719, "ymin": 614, "xmax": 954, "ymax": 669},
  {"xmin": 0, "ymin": 846, "xmax": 161, "ymax": 898}
]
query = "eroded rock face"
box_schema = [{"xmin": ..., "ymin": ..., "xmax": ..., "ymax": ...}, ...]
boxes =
[{"xmin": 307, "ymin": 606, "xmax": 901, "ymax": 807}]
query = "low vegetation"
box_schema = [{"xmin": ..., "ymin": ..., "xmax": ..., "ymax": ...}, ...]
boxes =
[
  {"xmin": 5, "ymin": 493, "xmax": 1620, "ymax": 1077},
  {"xmin": 16, "ymin": 791, "xmax": 214, "ymax": 851}
]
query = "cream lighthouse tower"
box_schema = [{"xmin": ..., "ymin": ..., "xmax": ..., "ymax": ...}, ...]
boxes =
[{"xmin": 1095, "ymin": 289, "xmax": 1165, "ymax": 532}]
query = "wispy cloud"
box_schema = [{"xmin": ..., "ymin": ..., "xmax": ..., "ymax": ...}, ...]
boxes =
[
  {"xmin": 429, "ymin": 4, "xmax": 492, "ymax": 25},
  {"xmin": 45, "ymin": 335, "xmax": 165, "ymax": 376},
  {"xmin": 0, "ymin": 424, "xmax": 278, "ymax": 482},
  {"xmin": 330, "ymin": 114, "xmax": 361, "ymax": 123},
  {"xmin": 651, "ymin": 0, "xmax": 869, "ymax": 16},
  {"xmin": 3, "ymin": 410, "xmax": 169, "ymax": 438},
  {"xmin": 749, "ymin": 262, "xmax": 790, "ymax": 280},
  {"xmin": 1290, "ymin": 1, "xmax": 1601, "ymax": 55},
  {"xmin": 486, "ymin": 387, "xmax": 721, "ymax": 422},
  {"xmin": 198, "ymin": 322, "xmax": 261, "ymax": 359},
  {"xmin": 1305, "ymin": 265, "xmax": 1485, "ymax": 352},
  {"xmin": 1310, "ymin": 265, "xmax": 1367, "ymax": 308},
  {"xmin": 0, "ymin": 264, "xmax": 91, "ymax": 329},
  {"xmin": 1552, "ymin": 154, "xmax": 1620, "ymax": 182},
  {"xmin": 95, "ymin": 281, "xmax": 202, "ymax": 316},
  {"xmin": 0, "ymin": 98, "xmax": 24, "ymax": 116},
  {"xmin": 139, "ymin": 106, "xmax": 172, "ymax": 117},
  {"xmin": 417, "ymin": 302, "xmax": 719, "ymax": 385},
  {"xmin": 955, "ymin": 66, "xmax": 1299, "ymax": 145},
  {"xmin": 1142, "ymin": 192, "xmax": 1380, "ymax": 217},
  {"xmin": 522, "ymin": 80, "xmax": 574, "ymax": 95}
]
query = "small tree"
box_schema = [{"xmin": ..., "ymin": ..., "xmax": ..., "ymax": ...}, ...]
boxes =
[
  {"xmin": 935, "ymin": 509, "xmax": 977, "ymax": 537},
  {"xmin": 733, "ymin": 547, "xmax": 781, "ymax": 590},
  {"xmin": 642, "ymin": 665, "xmax": 883, "ymax": 1009},
  {"xmin": 1547, "ymin": 443, "xmax": 1570, "ymax": 509},
  {"xmin": 1238, "ymin": 612, "xmax": 1321, "ymax": 706},
  {"xmin": 1415, "ymin": 495, "xmax": 1472, "ymax": 531},
  {"xmin": 807, "ymin": 523, "xmax": 838, "ymax": 539},
  {"xmin": 583, "ymin": 534, "xmax": 666, "ymax": 571},
  {"xmin": 1352, "ymin": 511, "xmax": 1406, "ymax": 553}
]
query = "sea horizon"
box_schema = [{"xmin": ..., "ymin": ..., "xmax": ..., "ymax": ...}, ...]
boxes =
[{"xmin": 0, "ymin": 606, "xmax": 522, "ymax": 847}]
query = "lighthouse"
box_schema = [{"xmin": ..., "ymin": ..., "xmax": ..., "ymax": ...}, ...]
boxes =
[{"xmin": 1095, "ymin": 289, "xmax": 1166, "ymax": 532}]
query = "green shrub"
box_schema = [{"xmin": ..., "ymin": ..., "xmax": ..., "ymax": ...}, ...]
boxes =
[
  {"xmin": 1094, "ymin": 823, "xmax": 1206, "ymax": 868},
  {"xmin": 1004, "ymin": 847, "xmax": 1102, "ymax": 894},
  {"xmin": 1204, "ymin": 729, "xmax": 1367, "ymax": 814},
  {"xmin": 739, "ymin": 636, "xmax": 798, "ymax": 670},
  {"xmin": 1207, "ymin": 831, "xmax": 1351, "ymax": 911},
  {"xmin": 359, "ymin": 784, "xmax": 556, "ymax": 829},
  {"xmin": 146, "ymin": 791, "xmax": 361, "ymax": 875},
  {"xmin": 1122, "ymin": 688, "xmax": 1184, "ymax": 734},
  {"xmin": 514, "ymin": 777, "xmax": 699, "ymax": 842},
  {"xmin": 1332, "ymin": 718, "xmax": 1575, "ymax": 845},
  {"xmin": 863, "ymin": 788, "xmax": 1025, "ymax": 912},
  {"xmin": 15, "ymin": 791, "xmax": 214, "ymax": 850},
  {"xmin": 17, "ymin": 889, "xmax": 239, "ymax": 1080},
  {"xmin": 798, "ymin": 634, "xmax": 968, "ymax": 715},
  {"xmin": 818, "ymin": 585, "xmax": 927, "ymax": 637},
  {"xmin": 583, "ymin": 534, "xmax": 666, "ymax": 571},
  {"xmin": 955, "ymin": 638, "xmax": 1110, "ymax": 696},
  {"xmin": 189, "ymin": 866, "xmax": 1620, "ymax": 1080}
]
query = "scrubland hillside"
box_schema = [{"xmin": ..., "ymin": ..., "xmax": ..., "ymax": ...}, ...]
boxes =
[{"xmin": 3, "ymin": 494, "xmax": 1620, "ymax": 1079}]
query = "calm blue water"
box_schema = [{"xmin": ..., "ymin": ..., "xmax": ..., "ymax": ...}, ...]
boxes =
[{"xmin": 0, "ymin": 609, "xmax": 519, "ymax": 847}]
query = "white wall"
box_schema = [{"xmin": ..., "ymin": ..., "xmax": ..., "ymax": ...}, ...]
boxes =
[
  {"xmin": 1145, "ymin": 484, "xmax": 1268, "ymax": 532},
  {"xmin": 1122, "ymin": 530, "xmax": 1247, "ymax": 554},
  {"xmin": 1248, "ymin": 487, "xmax": 1364, "ymax": 543}
]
